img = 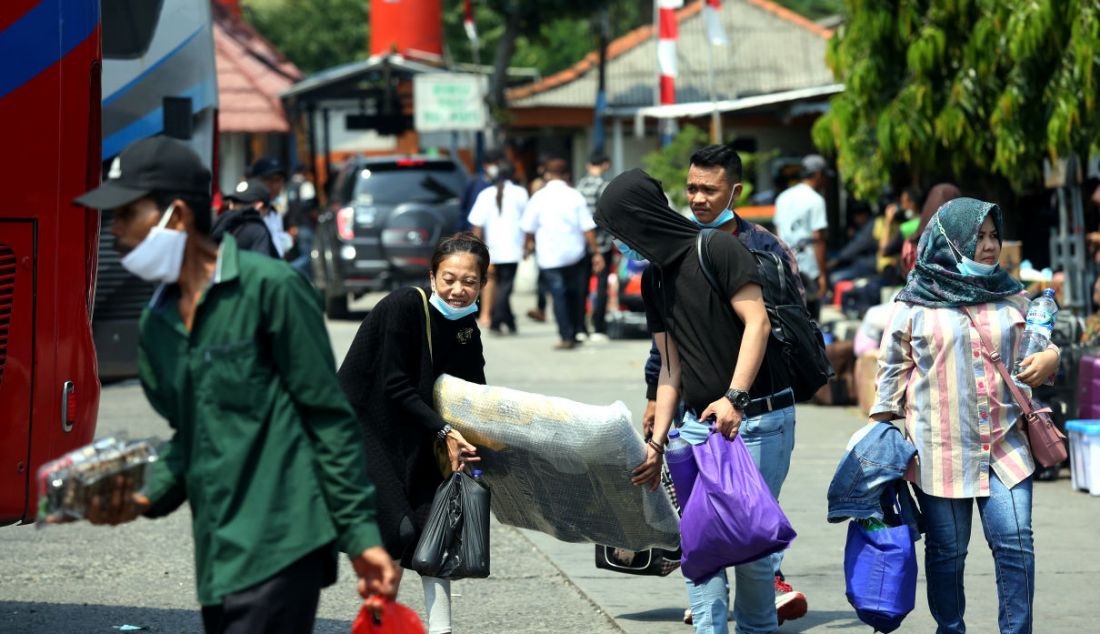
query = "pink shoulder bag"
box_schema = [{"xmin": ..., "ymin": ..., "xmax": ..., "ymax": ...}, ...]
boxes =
[{"xmin": 964, "ymin": 308, "xmax": 1068, "ymax": 468}]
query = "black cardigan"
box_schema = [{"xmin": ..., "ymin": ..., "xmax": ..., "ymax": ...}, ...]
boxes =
[{"xmin": 337, "ymin": 287, "xmax": 485, "ymax": 565}]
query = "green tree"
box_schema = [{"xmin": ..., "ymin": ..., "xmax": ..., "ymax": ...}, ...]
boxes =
[
  {"xmin": 244, "ymin": 0, "xmax": 369, "ymax": 75},
  {"xmin": 441, "ymin": 1, "xmax": 645, "ymax": 77},
  {"xmin": 641, "ymin": 125, "xmax": 768, "ymax": 209},
  {"xmin": 813, "ymin": 0, "xmax": 1100, "ymax": 203}
]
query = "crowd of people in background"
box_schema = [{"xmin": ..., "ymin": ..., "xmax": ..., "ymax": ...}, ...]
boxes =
[{"xmin": 78, "ymin": 129, "xmax": 1072, "ymax": 634}]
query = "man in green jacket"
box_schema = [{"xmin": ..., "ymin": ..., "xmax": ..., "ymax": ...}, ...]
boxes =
[{"xmin": 75, "ymin": 137, "xmax": 396, "ymax": 633}]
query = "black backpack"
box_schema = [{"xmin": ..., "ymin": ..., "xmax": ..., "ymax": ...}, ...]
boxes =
[{"xmin": 696, "ymin": 228, "xmax": 833, "ymax": 402}]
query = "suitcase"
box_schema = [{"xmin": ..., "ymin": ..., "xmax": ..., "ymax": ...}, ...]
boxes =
[
  {"xmin": 1077, "ymin": 354, "xmax": 1100, "ymax": 419},
  {"xmin": 606, "ymin": 310, "xmax": 649, "ymax": 340}
]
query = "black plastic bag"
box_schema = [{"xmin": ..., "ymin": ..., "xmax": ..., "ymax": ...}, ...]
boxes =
[{"xmin": 411, "ymin": 471, "xmax": 490, "ymax": 579}]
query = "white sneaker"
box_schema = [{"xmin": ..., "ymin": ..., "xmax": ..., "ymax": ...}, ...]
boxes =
[{"xmin": 588, "ymin": 332, "xmax": 610, "ymax": 342}]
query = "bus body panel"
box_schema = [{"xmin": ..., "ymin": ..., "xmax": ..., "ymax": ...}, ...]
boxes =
[
  {"xmin": 0, "ymin": 0, "xmax": 102, "ymax": 524},
  {"xmin": 94, "ymin": 0, "xmax": 217, "ymax": 381}
]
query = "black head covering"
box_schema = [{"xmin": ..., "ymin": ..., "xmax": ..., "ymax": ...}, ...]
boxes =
[{"xmin": 594, "ymin": 169, "xmax": 699, "ymax": 268}]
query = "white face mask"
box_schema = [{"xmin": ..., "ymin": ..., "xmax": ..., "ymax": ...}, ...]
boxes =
[
  {"xmin": 484, "ymin": 164, "xmax": 500, "ymax": 179},
  {"xmin": 120, "ymin": 204, "xmax": 188, "ymax": 283}
]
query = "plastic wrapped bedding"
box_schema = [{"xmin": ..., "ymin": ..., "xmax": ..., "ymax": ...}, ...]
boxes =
[{"xmin": 433, "ymin": 374, "xmax": 680, "ymax": 551}]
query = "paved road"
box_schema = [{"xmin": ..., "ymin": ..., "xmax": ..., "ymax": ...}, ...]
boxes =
[{"xmin": 2, "ymin": 291, "xmax": 1096, "ymax": 633}]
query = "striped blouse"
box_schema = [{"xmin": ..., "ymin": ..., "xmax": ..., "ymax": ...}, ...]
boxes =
[{"xmin": 871, "ymin": 295, "xmax": 1048, "ymax": 498}]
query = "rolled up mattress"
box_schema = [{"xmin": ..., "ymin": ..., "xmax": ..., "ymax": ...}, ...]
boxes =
[{"xmin": 433, "ymin": 374, "xmax": 680, "ymax": 551}]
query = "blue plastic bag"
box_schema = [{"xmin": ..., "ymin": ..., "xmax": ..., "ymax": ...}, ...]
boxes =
[
  {"xmin": 679, "ymin": 432, "xmax": 796, "ymax": 582},
  {"xmin": 843, "ymin": 492, "xmax": 917, "ymax": 633}
]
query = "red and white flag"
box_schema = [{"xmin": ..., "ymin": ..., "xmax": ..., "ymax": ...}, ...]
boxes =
[
  {"xmin": 464, "ymin": 0, "xmax": 478, "ymax": 47},
  {"xmin": 703, "ymin": 0, "xmax": 728, "ymax": 47},
  {"xmin": 657, "ymin": 0, "xmax": 683, "ymax": 106}
]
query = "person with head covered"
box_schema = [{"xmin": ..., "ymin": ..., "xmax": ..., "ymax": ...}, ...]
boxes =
[{"xmin": 596, "ymin": 169, "xmax": 796, "ymax": 634}]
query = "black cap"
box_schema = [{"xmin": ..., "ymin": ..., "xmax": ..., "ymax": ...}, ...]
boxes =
[
  {"xmin": 248, "ymin": 156, "xmax": 286, "ymax": 179},
  {"xmin": 224, "ymin": 178, "xmax": 271, "ymax": 204},
  {"xmin": 588, "ymin": 151, "xmax": 609, "ymax": 165},
  {"xmin": 75, "ymin": 136, "xmax": 211, "ymax": 210}
]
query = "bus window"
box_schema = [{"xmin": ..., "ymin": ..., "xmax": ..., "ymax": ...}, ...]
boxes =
[{"xmin": 102, "ymin": 0, "xmax": 165, "ymax": 59}]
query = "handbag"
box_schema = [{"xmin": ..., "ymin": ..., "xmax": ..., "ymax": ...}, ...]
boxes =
[
  {"xmin": 679, "ymin": 431, "xmax": 796, "ymax": 583},
  {"xmin": 410, "ymin": 469, "xmax": 491, "ymax": 580},
  {"xmin": 964, "ymin": 308, "xmax": 1069, "ymax": 468},
  {"xmin": 843, "ymin": 488, "xmax": 917, "ymax": 633},
  {"xmin": 593, "ymin": 467, "xmax": 681, "ymax": 576}
]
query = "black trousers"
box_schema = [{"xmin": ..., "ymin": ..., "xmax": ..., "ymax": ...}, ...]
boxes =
[
  {"xmin": 591, "ymin": 248, "xmax": 613, "ymax": 333},
  {"xmin": 490, "ymin": 262, "xmax": 518, "ymax": 331},
  {"xmin": 574, "ymin": 252, "xmax": 592, "ymax": 337},
  {"xmin": 201, "ymin": 545, "xmax": 334, "ymax": 634},
  {"xmin": 543, "ymin": 261, "xmax": 584, "ymax": 342}
]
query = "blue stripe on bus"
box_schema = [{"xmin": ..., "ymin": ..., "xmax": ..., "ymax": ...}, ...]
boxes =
[
  {"xmin": 102, "ymin": 26, "xmax": 203, "ymax": 107},
  {"xmin": 102, "ymin": 78, "xmax": 216, "ymax": 159},
  {"xmin": 0, "ymin": 0, "xmax": 99, "ymax": 100}
]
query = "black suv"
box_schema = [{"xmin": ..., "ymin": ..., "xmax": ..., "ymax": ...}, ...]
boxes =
[{"xmin": 313, "ymin": 155, "xmax": 468, "ymax": 317}]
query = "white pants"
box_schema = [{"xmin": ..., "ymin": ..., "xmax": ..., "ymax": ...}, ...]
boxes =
[{"xmin": 421, "ymin": 575, "xmax": 452, "ymax": 634}]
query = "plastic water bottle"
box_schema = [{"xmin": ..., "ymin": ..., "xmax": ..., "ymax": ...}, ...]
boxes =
[
  {"xmin": 664, "ymin": 428, "xmax": 698, "ymax": 506},
  {"xmin": 1015, "ymin": 289, "xmax": 1058, "ymax": 374}
]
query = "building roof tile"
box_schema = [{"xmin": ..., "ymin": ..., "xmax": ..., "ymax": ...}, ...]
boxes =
[
  {"xmin": 507, "ymin": 0, "xmax": 834, "ymax": 110},
  {"xmin": 212, "ymin": 4, "xmax": 303, "ymax": 133}
]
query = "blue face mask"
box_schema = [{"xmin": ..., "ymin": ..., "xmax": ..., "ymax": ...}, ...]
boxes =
[
  {"xmin": 936, "ymin": 216, "xmax": 999, "ymax": 276},
  {"xmin": 613, "ymin": 238, "xmax": 646, "ymax": 262},
  {"xmin": 428, "ymin": 292, "xmax": 479, "ymax": 320},
  {"xmin": 690, "ymin": 190, "xmax": 737, "ymax": 228},
  {"xmin": 957, "ymin": 256, "xmax": 998, "ymax": 277}
]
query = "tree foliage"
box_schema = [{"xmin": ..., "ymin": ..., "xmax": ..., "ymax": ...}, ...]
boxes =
[
  {"xmin": 244, "ymin": 0, "xmax": 369, "ymax": 76},
  {"xmin": 641, "ymin": 125, "xmax": 768, "ymax": 209},
  {"xmin": 813, "ymin": 0, "xmax": 1100, "ymax": 201}
]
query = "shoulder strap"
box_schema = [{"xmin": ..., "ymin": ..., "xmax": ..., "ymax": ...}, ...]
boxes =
[
  {"xmin": 962, "ymin": 306, "xmax": 1035, "ymax": 417},
  {"xmin": 696, "ymin": 229, "xmax": 723, "ymax": 297},
  {"xmin": 415, "ymin": 287, "xmax": 433, "ymax": 363}
]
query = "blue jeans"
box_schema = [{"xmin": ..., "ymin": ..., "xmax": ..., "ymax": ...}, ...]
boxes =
[
  {"xmin": 681, "ymin": 396, "xmax": 797, "ymax": 634},
  {"xmin": 542, "ymin": 261, "xmax": 584, "ymax": 342},
  {"xmin": 289, "ymin": 225, "xmax": 314, "ymax": 279},
  {"xmin": 916, "ymin": 474, "xmax": 1034, "ymax": 634}
]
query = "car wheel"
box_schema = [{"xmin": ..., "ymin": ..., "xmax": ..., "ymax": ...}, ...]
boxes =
[{"xmin": 325, "ymin": 293, "xmax": 349, "ymax": 319}]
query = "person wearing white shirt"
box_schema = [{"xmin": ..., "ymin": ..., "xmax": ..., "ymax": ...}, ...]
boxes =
[
  {"xmin": 773, "ymin": 154, "xmax": 831, "ymax": 317},
  {"xmin": 520, "ymin": 159, "xmax": 605, "ymax": 350},
  {"xmin": 468, "ymin": 163, "xmax": 528, "ymax": 334}
]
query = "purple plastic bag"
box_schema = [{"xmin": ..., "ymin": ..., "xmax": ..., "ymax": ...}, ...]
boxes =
[{"xmin": 679, "ymin": 432, "xmax": 797, "ymax": 582}]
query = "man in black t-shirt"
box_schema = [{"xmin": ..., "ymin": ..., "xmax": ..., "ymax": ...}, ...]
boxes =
[{"xmin": 595, "ymin": 169, "xmax": 799, "ymax": 634}]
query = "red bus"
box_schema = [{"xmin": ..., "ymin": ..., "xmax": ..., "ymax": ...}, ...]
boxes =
[{"xmin": 0, "ymin": 0, "xmax": 103, "ymax": 524}]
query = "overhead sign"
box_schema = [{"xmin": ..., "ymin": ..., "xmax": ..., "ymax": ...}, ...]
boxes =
[{"xmin": 414, "ymin": 73, "xmax": 487, "ymax": 132}]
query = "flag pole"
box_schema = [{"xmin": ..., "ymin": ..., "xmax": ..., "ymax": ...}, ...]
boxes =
[{"xmin": 707, "ymin": 37, "xmax": 720, "ymax": 144}]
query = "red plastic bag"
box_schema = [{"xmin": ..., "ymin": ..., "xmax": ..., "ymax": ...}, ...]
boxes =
[{"xmin": 351, "ymin": 601, "xmax": 426, "ymax": 634}]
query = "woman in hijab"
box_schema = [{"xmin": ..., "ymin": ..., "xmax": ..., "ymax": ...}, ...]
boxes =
[
  {"xmin": 338, "ymin": 233, "xmax": 489, "ymax": 634},
  {"xmin": 871, "ymin": 198, "xmax": 1059, "ymax": 634}
]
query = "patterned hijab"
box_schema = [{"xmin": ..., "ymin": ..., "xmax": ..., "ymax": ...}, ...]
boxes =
[{"xmin": 896, "ymin": 197, "xmax": 1022, "ymax": 307}]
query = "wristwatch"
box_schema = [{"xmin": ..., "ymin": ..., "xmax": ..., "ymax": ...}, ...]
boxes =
[
  {"xmin": 437, "ymin": 424, "xmax": 453, "ymax": 441},
  {"xmin": 725, "ymin": 388, "xmax": 751, "ymax": 410}
]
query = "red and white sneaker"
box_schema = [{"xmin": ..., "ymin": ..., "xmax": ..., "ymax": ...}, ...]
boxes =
[{"xmin": 775, "ymin": 576, "xmax": 808, "ymax": 625}]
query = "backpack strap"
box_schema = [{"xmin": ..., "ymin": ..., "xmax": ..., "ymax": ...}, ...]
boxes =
[{"xmin": 696, "ymin": 228, "xmax": 723, "ymax": 298}]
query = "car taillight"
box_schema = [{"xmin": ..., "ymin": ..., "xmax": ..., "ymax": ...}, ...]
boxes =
[
  {"xmin": 395, "ymin": 159, "xmax": 426, "ymax": 167},
  {"xmin": 336, "ymin": 207, "xmax": 355, "ymax": 240}
]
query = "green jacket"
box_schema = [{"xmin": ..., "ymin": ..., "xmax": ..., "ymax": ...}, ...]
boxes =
[{"xmin": 138, "ymin": 235, "xmax": 381, "ymax": 605}]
